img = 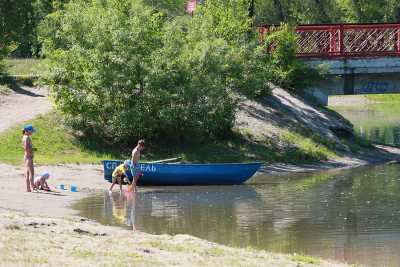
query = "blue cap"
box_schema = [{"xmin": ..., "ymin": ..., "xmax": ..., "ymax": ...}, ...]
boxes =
[
  {"xmin": 124, "ymin": 160, "xmax": 131, "ymax": 167},
  {"xmin": 23, "ymin": 124, "xmax": 36, "ymax": 133}
]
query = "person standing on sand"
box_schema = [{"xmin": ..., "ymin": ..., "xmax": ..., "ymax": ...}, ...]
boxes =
[
  {"xmin": 130, "ymin": 139, "xmax": 145, "ymax": 193},
  {"xmin": 22, "ymin": 124, "xmax": 36, "ymax": 192}
]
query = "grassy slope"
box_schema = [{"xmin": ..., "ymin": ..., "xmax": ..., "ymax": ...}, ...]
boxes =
[
  {"xmin": 0, "ymin": 59, "xmax": 340, "ymax": 165},
  {"xmin": 366, "ymin": 93, "xmax": 400, "ymax": 103},
  {"xmin": 0, "ymin": 112, "xmax": 338, "ymax": 165},
  {"xmin": 0, "ymin": 113, "xmax": 119, "ymax": 165},
  {"xmin": 3, "ymin": 58, "xmax": 46, "ymax": 76}
]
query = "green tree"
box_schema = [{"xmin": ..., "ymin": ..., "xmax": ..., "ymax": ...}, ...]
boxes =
[
  {"xmin": 40, "ymin": 0, "xmax": 263, "ymax": 144},
  {"xmin": 0, "ymin": 0, "xmax": 68, "ymax": 57},
  {"xmin": 255, "ymin": 0, "xmax": 343, "ymax": 25},
  {"xmin": 0, "ymin": 0, "xmax": 32, "ymax": 57},
  {"xmin": 263, "ymin": 24, "xmax": 312, "ymax": 90},
  {"xmin": 143, "ymin": 0, "xmax": 187, "ymax": 16},
  {"xmin": 386, "ymin": 0, "xmax": 400, "ymax": 21}
]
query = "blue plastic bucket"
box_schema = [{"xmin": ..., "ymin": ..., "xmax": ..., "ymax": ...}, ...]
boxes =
[
  {"xmin": 71, "ymin": 185, "xmax": 78, "ymax": 192},
  {"xmin": 59, "ymin": 184, "xmax": 65, "ymax": 190}
]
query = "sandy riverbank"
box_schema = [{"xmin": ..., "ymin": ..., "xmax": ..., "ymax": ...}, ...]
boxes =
[
  {"xmin": 261, "ymin": 144, "xmax": 400, "ymax": 175},
  {"xmin": 0, "ymin": 208, "xmax": 349, "ymax": 267},
  {"xmin": 1, "ymin": 143, "xmax": 399, "ymax": 266},
  {"xmin": 2, "ymin": 141, "xmax": 400, "ymax": 217},
  {"xmin": 0, "ymin": 162, "xmax": 352, "ymax": 267}
]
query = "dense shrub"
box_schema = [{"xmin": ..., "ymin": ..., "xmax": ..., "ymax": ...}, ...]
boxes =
[
  {"xmin": 263, "ymin": 24, "xmax": 314, "ymax": 91},
  {"xmin": 40, "ymin": 0, "xmax": 261, "ymax": 144}
]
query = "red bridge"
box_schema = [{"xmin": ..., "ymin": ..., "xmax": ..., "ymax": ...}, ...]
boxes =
[{"xmin": 258, "ymin": 23, "xmax": 400, "ymax": 58}]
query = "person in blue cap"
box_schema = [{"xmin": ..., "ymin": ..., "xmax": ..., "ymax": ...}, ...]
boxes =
[{"xmin": 22, "ymin": 124, "xmax": 36, "ymax": 192}]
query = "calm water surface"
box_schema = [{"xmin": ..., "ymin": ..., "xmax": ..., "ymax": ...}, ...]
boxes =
[
  {"xmin": 333, "ymin": 103, "xmax": 400, "ymax": 147},
  {"xmin": 75, "ymin": 164, "xmax": 400, "ymax": 267}
]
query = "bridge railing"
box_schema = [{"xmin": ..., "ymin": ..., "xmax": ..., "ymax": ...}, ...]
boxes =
[{"xmin": 258, "ymin": 23, "xmax": 400, "ymax": 58}]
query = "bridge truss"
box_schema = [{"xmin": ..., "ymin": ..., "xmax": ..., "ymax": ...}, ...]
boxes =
[{"xmin": 258, "ymin": 23, "xmax": 400, "ymax": 58}]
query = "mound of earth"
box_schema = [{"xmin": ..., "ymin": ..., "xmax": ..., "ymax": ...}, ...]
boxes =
[{"xmin": 235, "ymin": 84, "xmax": 353, "ymax": 154}]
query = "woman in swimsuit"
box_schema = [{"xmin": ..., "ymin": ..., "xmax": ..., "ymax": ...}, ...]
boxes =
[{"xmin": 22, "ymin": 124, "xmax": 36, "ymax": 192}]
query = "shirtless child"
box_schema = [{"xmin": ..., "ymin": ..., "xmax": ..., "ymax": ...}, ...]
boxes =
[{"xmin": 130, "ymin": 140, "xmax": 145, "ymax": 192}]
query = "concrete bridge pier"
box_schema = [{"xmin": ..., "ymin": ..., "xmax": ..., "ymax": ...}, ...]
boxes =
[{"xmin": 304, "ymin": 57, "xmax": 400, "ymax": 105}]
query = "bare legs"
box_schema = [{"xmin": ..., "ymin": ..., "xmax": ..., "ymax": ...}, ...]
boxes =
[
  {"xmin": 132, "ymin": 174, "xmax": 140, "ymax": 192},
  {"xmin": 25, "ymin": 157, "xmax": 34, "ymax": 192},
  {"xmin": 25, "ymin": 166, "xmax": 31, "ymax": 192},
  {"xmin": 109, "ymin": 176, "xmax": 123, "ymax": 194}
]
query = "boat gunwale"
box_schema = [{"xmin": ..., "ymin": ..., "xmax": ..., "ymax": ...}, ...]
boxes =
[{"xmin": 102, "ymin": 160, "xmax": 263, "ymax": 167}]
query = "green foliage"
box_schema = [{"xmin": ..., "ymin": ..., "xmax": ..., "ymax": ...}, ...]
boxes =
[
  {"xmin": 263, "ymin": 24, "xmax": 312, "ymax": 91},
  {"xmin": 290, "ymin": 254, "xmax": 321, "ymax": 265},
  {"xmin": 2, "ymin": 0, "xmax": 400, "ymax": 59},
  {"xmin": 194, "ymin": 0, "xmax": 252, "ymax": 44},
  {"xmin": 0, "ymin": 0, "xmax": 68, "ymax": 57},
  {"xmin": 0, "ymin": 113, "xmax": 120, "ymax": 165},
  {"xmin": 366, "ymin": 94, "xmax": 400, "ymax": 103},
  {"xmin": 40, "ymin": 0, "xmax": 270, "ymax": 145},
  {"xmin": 0, "ymin": 0, "xmax": 35, "ymax": 57},
  {"xmin": 0, "ymin": 43, "xmax": 17, "ymax": 76},
  {"xmin": 3, "ymin": 58, "xmax": 46, "ymax": 76},
  {"xmin": 143, "ymin": 0, "xmax": 187, "ymax": 16},
  {"xmin": 148, "ymin": 16, "xmax": 237, "ymax": 141},
  {"xmin": 255, "ymin": 0, "xmax": 343, "ymax": 25},
  {"xmin": 255, "ymin": 0, "xmax": 400, "ymax": 25}
]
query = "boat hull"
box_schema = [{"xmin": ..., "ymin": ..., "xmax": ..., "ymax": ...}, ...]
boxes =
[{"xmin": 102, "ymin": 160, "xmax": 261, "ymax": 186}]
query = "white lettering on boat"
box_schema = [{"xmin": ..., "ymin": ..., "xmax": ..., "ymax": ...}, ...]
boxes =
[
  {"xmin": 140, "ymin": 164, "xmax": 156, "ymax": 173},
  {"xmin": 105, "ymin": 162, "xmax": 156, "ymax": 173},
  {"xmin": 105, "ymin": 162, "xmax": 119, "ymax": 171}
]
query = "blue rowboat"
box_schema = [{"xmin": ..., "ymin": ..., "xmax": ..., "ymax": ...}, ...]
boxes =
[{"xmin": 102, "ymin": 160, "xmax": 261, "ymax": 186}]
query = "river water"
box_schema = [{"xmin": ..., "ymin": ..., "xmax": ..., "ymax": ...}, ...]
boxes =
[
  {"xmin": 334, "ymin": 102, "xmax": 400, "ymax": 147},
  {"xmin": 74, "ymin": 102, "xmax": 400, "ymax": 267}
]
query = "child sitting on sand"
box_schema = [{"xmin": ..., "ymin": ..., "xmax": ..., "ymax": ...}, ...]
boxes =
[
  {"xmin": 33, "ymin": 172, "xmax": 50, "ymax": 191},
  {"xmin": 109, "ymin": 160, "xmax": 131, "ymax": 194}
]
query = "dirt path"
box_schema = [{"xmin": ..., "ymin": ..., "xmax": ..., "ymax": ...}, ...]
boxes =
[{"xmin": 0, "ymin": 86, "xmax": 52, "ymax": 133}]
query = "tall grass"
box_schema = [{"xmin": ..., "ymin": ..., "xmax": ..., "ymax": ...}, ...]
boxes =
[
  {"xmin": 2, "ymin": 58, "xmax": 46, "ymax": 76},
  {"xmin": 0, "ymin": 113, "xmax": 120, "ymax": 165}
]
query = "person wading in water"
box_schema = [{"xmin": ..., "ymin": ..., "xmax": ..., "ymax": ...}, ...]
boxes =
[
  {"xmin": 22, "ymin": 124, "xmax": 36, "ymax": 192},
  {"xmin": 130, "ymin": 139, "xmax": 145, "ymax": 192}
]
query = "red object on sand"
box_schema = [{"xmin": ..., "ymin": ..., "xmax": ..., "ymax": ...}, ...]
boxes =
[{"xmin": 186, "ymin": 0, "xmax": 197, "ymax": 14}]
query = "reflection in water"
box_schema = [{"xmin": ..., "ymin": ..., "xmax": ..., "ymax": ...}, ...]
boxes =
[
  {"xmin": 333, "ymin": 104, "xmax": 400, "ymax": 147},
  {"xmin": 75, "ymin": 165, "xmax": 400, "ymax": 267}
]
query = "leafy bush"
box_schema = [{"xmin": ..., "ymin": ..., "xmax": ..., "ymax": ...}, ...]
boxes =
[
  {"xmin": 40, "ymin": 0, "xmax": 259, "ymax": 145},
  {"xmin": 263, "ymin": 24, "xmax": 313, "ymax": 91},
  {"xmin": 39, "ymin": 0, "xmax": 307, "ymax": 146},
  {"xmin": 192, "ymin": 0, "xmax": 272, "ymax": 97},
  {"xmin": 0, "ymin": 44, "xmax": 17, "ymax": 76}
]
